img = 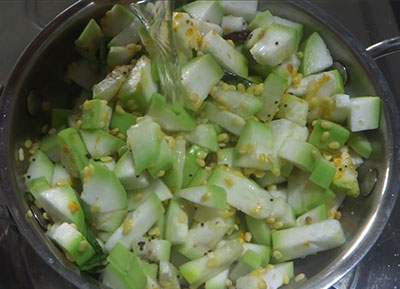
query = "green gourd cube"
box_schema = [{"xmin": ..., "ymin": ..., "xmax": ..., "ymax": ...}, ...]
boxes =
[
  {"xmin": 58, "ymin": 128, "xmax": 89, "ymax": 178},
  {"xmin": 257, "ymin": 73, "xmax": 288, "ymax": 122},
  {"xmin": 347, "ymin": 132, "xmax": 372, "ymax": 159},
  {"xmin": 100, "ymin": 5, "xmax": 135, "ymax": 37},
  {"xmin": 126, "ymin": 116, "xmax": 162, "ymax": 174},
  {"xmin": 242, "ymin": 243, "xmax": 271, "ymax": 267},
  {"xmin": 81, "ymin": 99, "xmax": 112, "ymax": 131},
  {"xmin": 182, "ymin": 145, "xmax": 209, "ymax": 188},
  {"xmin": 233, "ymin": 119, "xmax": 274, "ymax": 171},
  {"xmin": 278, "ymin": 138, "xmax": 321, "ymax": 172},
  {"xmin": 181, "ymin": 53, "xmax": 224, "ymax": 111},
  {"xmin": 103, "ymin": 243, "xmax": 147, "ymax": 289},
  {"xmin": 276, "ymin": 93, "xmax": 309, "ymax": 126},
  {"xmin": 176, "ymin": 185, "xmax": 227, "ymax": 210},
  {"xmin": 80, "ymin": 129, "xmax": 125, "ymax": 159},
  {"xmin": 308, "ymin": 119, "xmax": 350, "ymax": 153},
  {"xmin": 75, "ymin": 19, "xmax": 103, "ymax": 60},
  {"xmin": 92, "ymin": 65, "xmax": 128, "ymax": 101},
  {"xmin": 47, "ymin": 222, "xmax": 95, "ymax": 266},
  {"xmin": 330, "ymin": 147, "xmax": 360, "ymax": 197},
  {"xmin": 299, "ymin": 32, "xmax": 333, "ymax": 76},
  {"xmin": 309, "ymin": 158, "xmax": 336, "ymax": 188},
  {"xmin": 229, "ymin": 250, "xmax": 262, "ymax": 283},
  {"xmin": 117, "ymin": 56, "xmax": 158, "ymax": 112},
  {"xmin": 148, "ymin": 138, "xmax": 174, "ymax": 178},
  {"xmin": 247, "ymin": 10, "xmax": 274, "ymax": 30},
  {"xmin": 187, "ymin": 168, "xmax": 211, "ymax": 187},
  {"xmin": 205, "ymin": 269, "xmax": 229, "ymax": 289},
  {"xmin": 25, "ymin": 150, "xmax": 54, "ymax": 187},
  {"xmin": 107, "ymin": 45, "xmax": 139, "ymax": 69},
  {"xmin": 212, "ymin": 86, "xmax": 263, "ymax": 118},
  {"xmin": 26, "ymin": 176, "xmax": 51, "ymax": 199},
  {"xmin": 250, "ymin": 23, "xmax": 300, "ymax": 67},
  {"xmin": 348, "ymin": 96, "xmax": 381, "ymax": 132},
  {"xmin": 162, "ymin": 139, "xmax": 186, "ymax": 193},
  {"xmin": 147, "ymin": 93, "xmax": 196, "ymax": 132},
  {"xmin": 51, "ymin": 108, "xmax": 71, "ymax": 130},
  {"xmin": 185, "ymin": 124, "xmax": 218, "ymax": 152},
  {"xmin": 110, "ymin": 108, "xmax": 137, "ymax": 135},
  {"xmin": 183, "ymin": 0, "xmax": 224, "ymax": 25},
  {"xmin": 40, "ymin": 133, "xmax": 60, "ymax": 162},
  {"xmin": 296, "ymin": 204, "xmax": 328, "ymax": 226},
  {"xmin": 245, "ymin": 215, "xmax": 271, "ymax": 246},
  {"xmin": 204, "ymin": 102, "xmax": 246, "ymax": 136}
]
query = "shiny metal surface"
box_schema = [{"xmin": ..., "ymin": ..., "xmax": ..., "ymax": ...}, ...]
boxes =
[
  {"xmin": 0, "ymin": 1, "xmax": 399, "ymax": 289},
  {"xmin": 0, "ymin": 204, "xmax": 11, "ymax": 221},
  {"xmin": 367, "ymin": 36, "xmax": 400, "ymax": 59},
  {"xmin": 25, "ymin": 0, "xmax": 46, "ymax": 30}
]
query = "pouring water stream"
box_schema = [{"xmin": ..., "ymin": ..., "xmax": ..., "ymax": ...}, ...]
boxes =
[{"xmin": 94, "ymin": 0, "xmax": 184, "ymax": 112}]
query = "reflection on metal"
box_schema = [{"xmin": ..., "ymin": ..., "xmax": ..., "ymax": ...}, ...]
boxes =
[
  {"xmin": 360, "ymin": 168, "xmax": 378, "ymax": 197},
  {"xmin": 26, "ymin": 90, "xmax": 41, "ymax": 117},
  {"xmin": 0, "ymin": 204, "xmax": 11, "ymax": 221},
  {"xmin": 367, "ymin": 36, "xmax": 400, "ymax": 60},
  {"xmin": 24, "ymin": 0, "xmax": 46, "ymax": 30},
  {"xmin": 0, "ymin": 221, "xmax": 10, "ymax": 243},
  {"xmin": 30, "ymin": 205, "xmax": 48, "ymax": 231},
  {"xmin": 332, "ymin": 265, "xmax": 361, "ymax": 289},
  {"xmin": 332, "ymin": 61, "xmax": 348, "ymax": 85}
]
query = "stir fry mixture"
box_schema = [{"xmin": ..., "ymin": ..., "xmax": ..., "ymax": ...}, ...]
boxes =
[{"xmin": 23, "ymin": 1, "xmax": 381, "ymax": 289}]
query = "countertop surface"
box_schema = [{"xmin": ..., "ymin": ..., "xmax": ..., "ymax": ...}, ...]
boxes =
[{"xmin": 0, "ymin": 1, "xmax": 399, "ymax": 288}]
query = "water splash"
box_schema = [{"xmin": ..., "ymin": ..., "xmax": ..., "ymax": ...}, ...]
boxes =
[
  {"xmin": 92, "ymin": 0, "xmax": 184, "ymax": 112},
  {"xmin": 129, "ymin": 0, "xmax": 184, "ymax": 112}
]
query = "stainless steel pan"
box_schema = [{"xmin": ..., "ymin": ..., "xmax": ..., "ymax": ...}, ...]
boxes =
[{"xmin": 0, "ymin": 1, "xmax": 400, "ymax": 288}]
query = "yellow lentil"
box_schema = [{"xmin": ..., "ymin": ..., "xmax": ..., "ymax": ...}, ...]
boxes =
[
  {"xmin": 328, "ymin": 141, "xmax": 340, "ymax": 150},
  {"xmin": 321, "ymin": 131, "xmax": 330, "ymax": 142},
  {"xmin": 321, "ymin": 121, "xmax": 332, "ymax": 129},
  {"xmin": 295, "ymin": 273, "xmax": 306, "ymax": 282}
]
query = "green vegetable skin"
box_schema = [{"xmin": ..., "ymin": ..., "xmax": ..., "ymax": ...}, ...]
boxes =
[
  {"xmin": 58, "ymin": 127, "xmax": 89, "ymax": 178},
  {"xmin": 181, "ymin": 53, "xmax": 224, "ymax": 111},
  {"xmin": 179, "ymin": 239, "xmax": 243, "ymax": 286},
  {"xmin": 233, "ymin": 119, "xmax": 274, "ymax": 171},
  {"xmin": 38, "ymin": 184, "xmax": 86, "ymax": 233},
  {"xmin": 126, "ymin": 116, "xmax": 161, "ymax": 173},
  {"xmin": 80, "ymin": 99, "xmax": 112, "ymax": 131},
  {"xmin": 47, "ymin": 222, "xmax": 95, "ymax": 266},
  {"xmin": 103, "ymin": 243, "xmax": 147, "ymax": 289},
  {"xmin": 176, "ymin": 185, "xmax": 227, "ymax": 210},
  {"xmin": 27, "ymin": 2, "xmax": 384, "ymax": 287},
  {"xmin": 51, "ymin": 163, "xmax": 71, "ymax": 188}
]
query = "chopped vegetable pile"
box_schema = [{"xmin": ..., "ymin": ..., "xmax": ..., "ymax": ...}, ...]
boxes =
[{"xmin": 23, "ymin": 1, "xmax": 381, "ymax": 289}]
